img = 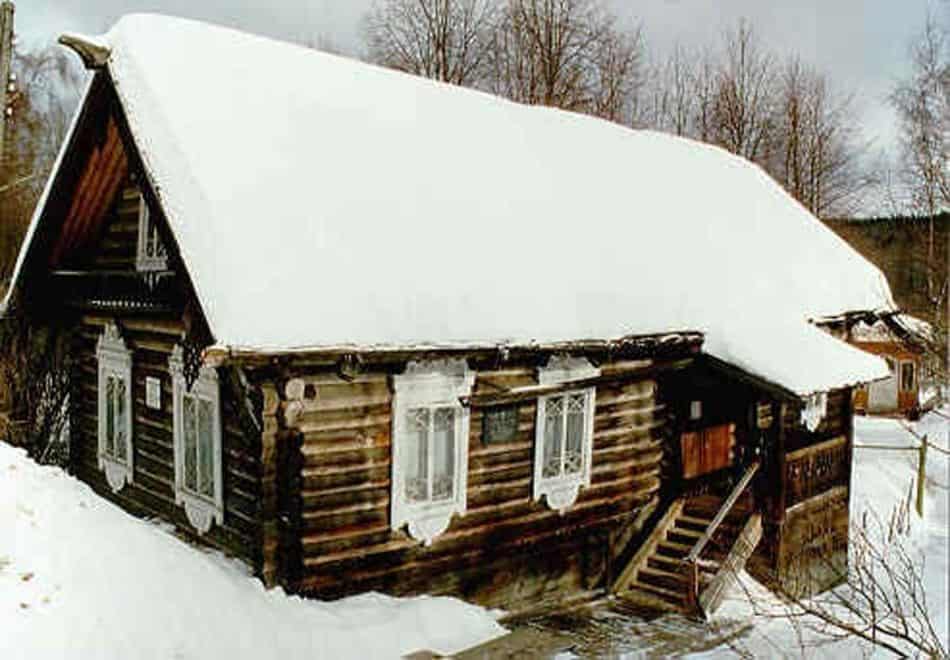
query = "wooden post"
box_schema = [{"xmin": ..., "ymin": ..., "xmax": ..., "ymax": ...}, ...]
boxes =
[
  {"xmin": 0, "ymin": 2, "xmax": 14, "ymax": 167},
  {"xmin": 916, "ymin": 436, "xmax": 927, "ymax": 518}
]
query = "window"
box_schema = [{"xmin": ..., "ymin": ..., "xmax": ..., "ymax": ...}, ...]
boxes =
[
  {"xmin": 534, "ymin": 356, "xmax": 599, "ymax": 512},
  {"xmin": 96, "ymin": 323, "xmax": 133, "ymax": 492},
  {"xmin": 136, "ymin": 192, "xmax": 167, "ymax": 271},
  {"xmin": 900, "ymin": 361, "xmax": 916, "ymax": 393},
  {"xmin": 170, "ymin": 346, "xmax": 222, "ymax": 534},
  {"xmin": 690, "ymin": 400, "xmax": 703, "ymax": 421},
  {"xmin": 391, "ymin": 359, "xmax": 474, "ymax": 545}
]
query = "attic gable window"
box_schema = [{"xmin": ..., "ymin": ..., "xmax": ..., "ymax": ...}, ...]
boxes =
[
  {"xmin": 96, "ymin": 323, "xmax": 133, "ymax": 493},
  {"xmin": 170, "ymin": 346, "xmax": 223, "ymax": 535},
  {"xmin": 136, "ymin": 192, "xmax": 167, "ymax": 272},
  {"xmin": 391, "ymin": 359, "xmax": 474, "ymax": 545},
  {"xmin": 534, "ymin": 356, "xmax": 600, "ymax": 513}
]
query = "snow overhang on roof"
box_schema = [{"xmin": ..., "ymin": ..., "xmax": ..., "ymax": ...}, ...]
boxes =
[{"xmin": 4, "ymin": 14, "xmax": 895, "ymax": 397}]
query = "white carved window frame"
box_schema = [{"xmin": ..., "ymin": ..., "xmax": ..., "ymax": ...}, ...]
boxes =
[
  {"xmin": 96, "ymin": 323, "xmax": 134, "ymax": 493},
  {"xmin": 391, "ymin": 359, "xmax": 475, "ymax": 545},
  {"xmin": 534, "ymin": 356, "xmax": 600, "ymax": 513},
  {"xmin": 136, "ymin": 191, "xmax": 168, "ymax": 272},
  {"xmin": 169, "ymin": 346, "xmax": 223, "ymax": 535}
]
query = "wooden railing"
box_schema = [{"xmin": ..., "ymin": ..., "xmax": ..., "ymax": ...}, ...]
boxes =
[
  {"xmin": 49, "ymin": 269, "xmax": 178, "ymax": 313},
  {"xmin": 683, "ymin": 460, "xmax": 760, "ymax": 614}
]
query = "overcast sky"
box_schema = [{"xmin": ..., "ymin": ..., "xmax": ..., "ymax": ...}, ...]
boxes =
[{"xmin": 12, "ymin": 1, "xmax": 944, "ymax": 158}]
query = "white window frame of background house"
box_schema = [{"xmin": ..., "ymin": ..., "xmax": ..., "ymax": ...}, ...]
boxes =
[
  {"xmin": 169, "ymin": 346, "xmax": 223, "ymax": 535},
  {"xmin": 96, "ymin": 323, "xmax": 134, "ymax": 493},
  {"xmin": 390, "ymin": 359, "xmax": 474, "ymax": 545},
  {"xmin": 900, "ymin": 360, "xmax": 916, "ymax": 393},
  {"xmin": 534, "ymin": 356, "xmax": 600, "ymax": 513},
  {"xmin": 136, "ymin": 192, "xmax": 168, "ymax": 272}
]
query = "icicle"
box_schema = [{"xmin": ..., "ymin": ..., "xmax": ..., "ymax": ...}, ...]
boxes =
[{"xmin": 800, "ymin": 391, "xmax": 828, "ymax": 432}]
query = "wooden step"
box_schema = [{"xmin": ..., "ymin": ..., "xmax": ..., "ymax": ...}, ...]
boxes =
[
  {"xmin": 632, "ymin": 580, "xmax": 687, "ymax": 605},
  {"xmin": 667, "ymin": 526, "xmax": 703, "ymax": 546},
  {"xmin": 617, "ymin": 587, "xmax": 685, "ymax": 614},
  {"xmin": 638, "ymin": 565, "xmax": 687, "ymax": 591},
  {"xmin": 648, "ymin": 554, "xmax": 686, "ymax": 572},
  {"xmin": 656, "ymin": 539, "xmax": 692, "ymax": 557},
  {"xmin": 678, "ymin": 514, "xmax": 713, "ymax": 528}
]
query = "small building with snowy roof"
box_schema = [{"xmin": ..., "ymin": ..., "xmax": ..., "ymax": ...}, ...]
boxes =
[
  {"xmin": 1, "ymin": 14, "xmax": 894, "ymax": 614},
  {"xmin": 821, "ymin": 311, "xmax": 933, "ymax": 417}
]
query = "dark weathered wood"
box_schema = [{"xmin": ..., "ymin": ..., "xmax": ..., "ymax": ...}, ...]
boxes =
[{"xmin": 687, "ymin": 461, "xmax": 760, "ymax": 563}]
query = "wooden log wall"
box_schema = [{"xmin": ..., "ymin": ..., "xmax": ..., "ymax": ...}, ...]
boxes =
[
  {"xmin": 750, "ymin": 387, "xmax": 854, "ymax": 596},
  {"xmin": 70, "ymin": 312, "xmax": 263, "ymax": 566},
  {"xmin": 277, "ymin": 359, "xmax": 670, "ymax": 610},
  {"xmin": 84, "ymin": 181, "xmax": 140, "ymax": 270}
]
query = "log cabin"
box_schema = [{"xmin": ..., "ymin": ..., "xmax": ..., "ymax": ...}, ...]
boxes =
[{"xmin": 1, "ymin": 15, "xmax": 896, "ymax": 616}]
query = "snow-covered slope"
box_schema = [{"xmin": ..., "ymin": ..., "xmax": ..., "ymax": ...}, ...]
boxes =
[
  {"xmin": 0, "ymin": 443, "xmax": 506, "ymax": 659},
  {"xmin": 5, "ymin": 14, "xmax": 892, "ymax": 394}
]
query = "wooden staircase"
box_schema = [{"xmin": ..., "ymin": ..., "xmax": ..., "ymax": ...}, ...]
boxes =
[{"xmin": 612, "ymin": 463, "xmax": 762, "ymax": 618}]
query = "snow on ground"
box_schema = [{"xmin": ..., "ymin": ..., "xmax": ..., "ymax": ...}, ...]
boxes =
[
  {"xmin": 706, "ymin": 408, "xmax": 950, "ymax": 658},
  {"xmin": 0, "ymin": 444, "xmax": 506, "ymax": 660}
]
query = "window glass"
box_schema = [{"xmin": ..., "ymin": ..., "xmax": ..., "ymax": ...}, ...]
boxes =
[
  {"xmin": 564, "ymin": 393, "xmax": 586, "ymax": 475},
  {"xmin": 183, "ymin": 395, "xmax": 198, "ymax": 492},
  {"xmin": 114, "ymin": 377, "xmax": 127, "ymax": 461},
  {"xmin": 198, "ymin": 398, "xmax": 214, "ymax": 497},
  {"xmin": 542, "ymin": 396, "xmax": 563, "ymax": 478},
  {"xmin": 105, "ymin": 375, "xmax": 116, "ymax": 457},
  {"xmin": 432, "ymin": 407, "xmax": 455, "ymax": 502},
  {"xmin": 404, "ymin": 408, "xmax": 429, "ymax": 502}
]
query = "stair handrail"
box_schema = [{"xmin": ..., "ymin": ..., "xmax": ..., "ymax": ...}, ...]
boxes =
[
  {"xmin": 686, "ymin": 460, "xmax": 760, "ymax": 563},
  {"xmin": 683, "ymin": 460, "xmax": 760, "ymax": 614}
]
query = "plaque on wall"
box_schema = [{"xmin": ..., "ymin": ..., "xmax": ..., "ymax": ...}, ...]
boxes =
[
  {"xmin": 146, "ymin": 377, "xmax": 162, "ymax": 410},
  {"xmin": 482, "ymin": 405, "xmax": 520, "ymax": 444}
]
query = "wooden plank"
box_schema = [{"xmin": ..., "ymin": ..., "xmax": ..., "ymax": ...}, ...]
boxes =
[
  {"xmin": 698, "ymin": 514, "xmax": 762, "ymax": 616},
  {"xmin": 687, "ymin": 461, "xmax": 759, "ymax": 562},
  {"xmin": 612, "ymin": 499, "xmax": 684, "ymax": 594}
]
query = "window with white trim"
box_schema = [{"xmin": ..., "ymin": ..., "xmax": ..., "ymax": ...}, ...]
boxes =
[
  {"xmin": 96, "ymin": 323, "xmax": 133, "ymax": 492},
  {"xmin": 391, "ymin": 359, "xmax": 474, "ymax": 545},
  {"xmin": 170, "ymin": 346, "xmax": 223, "ymax": 535},
  {"xmin": 534, "ymin": 356, "xmax": 600, "ymax": 512},
  {"xmin": 136, "ymin": 192, "xmax": 167, "ymax": 272}
]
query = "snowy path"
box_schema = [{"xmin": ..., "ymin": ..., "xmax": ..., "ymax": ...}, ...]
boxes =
[{"xmin": 0, "ymin": 445, "xmax": 506, "ymax": 660}]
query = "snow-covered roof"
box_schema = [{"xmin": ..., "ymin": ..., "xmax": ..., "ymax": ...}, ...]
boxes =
[
  {"xmin": 852, "ymin": 313, "xmax": 934, "ymax": 345},
  {"xmin": 6, "ymin": 14, "xmax": 894, "ymax": 395}
]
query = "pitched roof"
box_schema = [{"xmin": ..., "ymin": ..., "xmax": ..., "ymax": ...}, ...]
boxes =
[{"xmin": 5, "ymin": 14, "xmax": 894, "ymax": 395}]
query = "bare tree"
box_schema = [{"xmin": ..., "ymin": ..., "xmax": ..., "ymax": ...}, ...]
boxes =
[
  {"xmin": 488, "ymin": 0, "xmax": 643, "ymax": 121},
  {"xmin": 0, "ymin": 43, "xmax": 83, "ymax": 285},
  {"xmin": 774, "ymin": 58, "xmax": 868, "ymax": 217},
  {"xmin": 362, "ymin": 0, "xmax": 498, "ymax": 86},
  {"xmin": 639, "ymin": 44, "xmax": 695, "ymax": 135},
  {"xmin": 730, "ymin": 502, "xmax": 948, "ymax": 658},
  {"xmin": 891, "ymin": 12, "xmax": 950, "ymax": 367},
  {"xmin": 712, "ymin": 20, "xmax": 779, "ymax": 163}
]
